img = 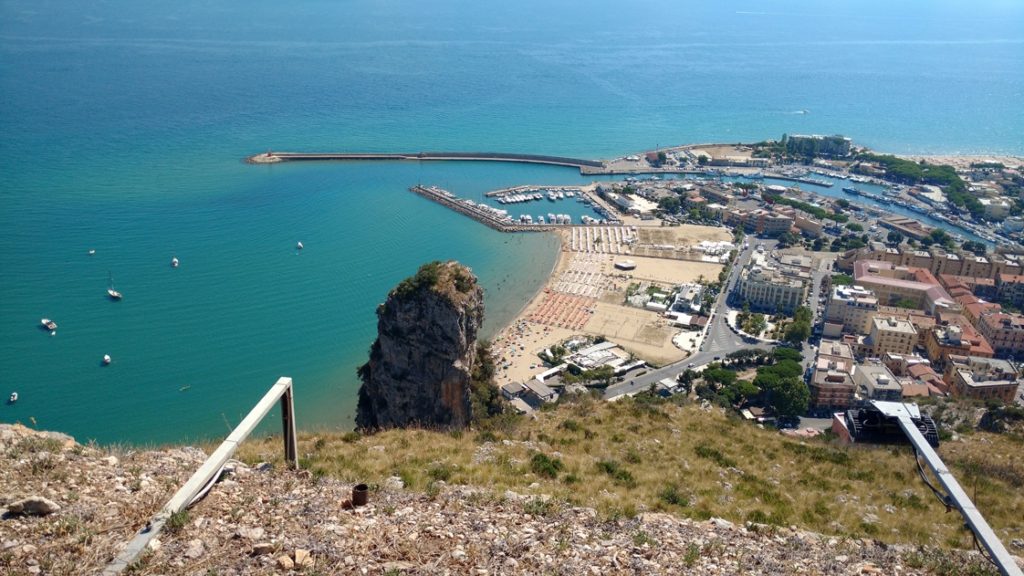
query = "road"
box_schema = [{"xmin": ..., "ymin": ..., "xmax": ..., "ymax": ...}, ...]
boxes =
[{"xmin": 604, "ymin": 240, "xmax": 770, "ymax": 399}]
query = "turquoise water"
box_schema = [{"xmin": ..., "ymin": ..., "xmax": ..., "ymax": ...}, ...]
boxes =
[{"xmin": 2, "ymin": 0, "xmax": 1023, "ymax": 444}]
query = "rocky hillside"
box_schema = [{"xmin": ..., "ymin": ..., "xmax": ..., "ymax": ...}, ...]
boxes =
[
  {"xmin": 356, "ymin": 261, "xmax": 485, "ymax": 430},
  {"xmin": 2, "ymin": 423, "xmax": 1014, "ymax": 575}
]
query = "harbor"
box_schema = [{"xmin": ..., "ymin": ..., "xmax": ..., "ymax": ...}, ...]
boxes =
[{"xmin": 410, "ymin": 184, "xmax": 625, "ymax": 232}]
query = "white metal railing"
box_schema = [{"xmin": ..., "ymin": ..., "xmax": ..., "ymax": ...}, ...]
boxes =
[{"xmin": 102, "ymin": 377, "xmax": 297, "ymax": 575}]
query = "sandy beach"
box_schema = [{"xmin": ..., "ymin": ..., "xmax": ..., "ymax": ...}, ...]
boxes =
[
  {"xmin": 897, "ymin": 154, "xmax": 1023, "ymax": 170},
  {"xmin": 492, "ymin": 223, "xmax": 727, "ymax": 388}
]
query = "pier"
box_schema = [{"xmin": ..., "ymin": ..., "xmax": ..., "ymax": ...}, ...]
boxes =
[{"xmin": 409, "ymin": 185, "xmax": 561, "ymax": 232}]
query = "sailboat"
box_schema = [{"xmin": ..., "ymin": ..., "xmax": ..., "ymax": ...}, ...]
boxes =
[{"xmin": 107, "ymin": 272, "xmax": 123, "ymax": 300}]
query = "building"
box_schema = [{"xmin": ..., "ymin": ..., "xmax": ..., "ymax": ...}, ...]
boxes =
[
  {"xmin": 671, "ymin": 283, "xmax": 705, "ymax": 314},
  {"xmin": 785, "ymin": 134, "xmax": 852, "ymax": 158},
  {"xmin": 996, "ymin": 273, "xmax": 1024, "ymax": 308},
  {"xmin": 854, "ymin": 362, "xmax": 903, "ymax": 401},
  {"xmin": 838, "ymin": 244, "xmax": 1022, "ymax": 279},
  {"xmin": 977, "ymin": 312, "xmax": 1024, "ymax": 359},
  {"xmin": 500, "ymin": 381, "xmax": 526, "ymax": 400},
  {"xmin": 825, "ymin": 285, "xmax": 879, "ymax": 335},
  {"xmin": 522, "ymin": 379, "xmax": 557, "ymax": 407},
  {"xmin": 734, "ymin": 253, "xmax": 809, "ymax": 314},
  {"xmin": 853, "ymin": 260, "xmax": 955, "ymax": 312},
  {"xmin": 864, "ymin": 316, "xmax": 917, "ymax": 356},
  {"xmin": 722, "ymin": 208, "xmax": 794, "ymax": 237},
  {"xmin": 773, "ymin": 206, "xmax": 823, "ymax": 238},
  {"xmin": 954, "ymin": 293, "xmax": 1001, "ymax": 327},
  {"xmin": 878, "ymin": 217, "xmax": 933, "ymax": 241},
  {"xmin": 978, "ymin": 197, "xmax": 1011, "ymax": 221},
  {"xmin": 809, "ymin": 341, "xmax": 857, "ymax": 411},
  {"xmin": 924, "ymin": 316, "xmax": 994, "ymax": 369},
  {"xmin": 943, "ymin": 355, "xmax": 1020, "ymax": 403}
]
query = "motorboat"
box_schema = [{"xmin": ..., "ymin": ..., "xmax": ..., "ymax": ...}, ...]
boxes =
[
  {"xmin": 102, "ymin": 354, "xmax": 112, "ymax": 365},
  {"xmin": 171, "ymin": 256, "xmax": 179, "ymax": 268},
  {"xmin": 41, "ymin": 318, "xmax": 58, "ymax": 331},
  {"xmin": 7, "ymin": 392, "xmax": 16, "ymax": 404},
  {"xmin": 296, "ymin": 241, "xmax": 304, "ymax": 250},
  {"xmin": 88, "ymin": 249, "xmax": 96, "ymax": 255}
]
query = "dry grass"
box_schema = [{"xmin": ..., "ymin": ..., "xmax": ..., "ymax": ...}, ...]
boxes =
[{"xmin": 236, "ymin": 395, "xmax": 1024, "ymax": 550}]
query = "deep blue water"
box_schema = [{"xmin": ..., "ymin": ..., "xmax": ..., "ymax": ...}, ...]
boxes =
[{"xmin": 1, "ymin": 0, "xmax": 1022, "ymax": 444}]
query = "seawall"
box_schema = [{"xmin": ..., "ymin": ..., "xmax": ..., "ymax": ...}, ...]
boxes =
[{"xmin": 247, "ymin": 151, "xmax": 603, "ymax": 171}]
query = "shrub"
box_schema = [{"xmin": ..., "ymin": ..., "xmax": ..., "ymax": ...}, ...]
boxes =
[
  {"xmin": 596, "ymin": 459, "xmax": 636, "ymax": 488},
  {"xmin": 530, "ymin": 453, "xmax": 564, "ymax": 479}
]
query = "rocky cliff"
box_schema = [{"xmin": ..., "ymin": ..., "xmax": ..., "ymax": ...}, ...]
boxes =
[{"xmin": 356, "ymin": 261, "xmax": 484, "ymax": 430}]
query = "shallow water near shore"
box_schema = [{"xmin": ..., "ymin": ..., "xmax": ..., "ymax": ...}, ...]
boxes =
[{"xmin": 1, "ymin": 0, "xmax": 1023, "ymax": 444}]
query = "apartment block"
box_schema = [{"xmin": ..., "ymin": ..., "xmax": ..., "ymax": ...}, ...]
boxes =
[
  {"xmin": 864, "ymin": 316, "xmax": 917, "ymax": 356},
  {"xmin": 853, "ymin": 260, "xmax": 955, "ymax": 312},
  {"xmin": 825, "ymin": 285, "xmax": 879, "ymax": 335},
  {"xmin": 924, "ymin": 316, "xmax": 994, "ymax": 369},
  {"xmin": 943, "ymin": 355, "xmax": 1020, "ymax": 403},
  {"xmin": 977, "ymin": 312, "xmax": 1024, "ymax": 359},
  {"xmin": 809, "ymin": 341, "xmax": 857, "ymax": 410},
  {"xmin": 853, "ymin": 361, "xmax": 903, "ymax": 401}
]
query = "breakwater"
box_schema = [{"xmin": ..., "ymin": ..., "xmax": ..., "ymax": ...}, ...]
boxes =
[{"xmin": 248, "ymin": 152, "xmax": 603, "ymax": 171}]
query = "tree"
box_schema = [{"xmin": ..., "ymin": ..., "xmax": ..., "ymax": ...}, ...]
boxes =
[
  {"xmin": 702, "ymin": 364, "xmax": 738, "ymax": 387},
  {"xmin": 894, "ymin": 297, "xmax": 918, "ymax": 309},
  {"xmin": 772, "ymin": 347, "xmax": 803, "ymax": 363},
  {"xmin": 811, "ymin": 238, "xmax": 824, "ymax": 251},
  {"xmin": 887, "ymin": 230, "xmax": 904, "ymax": 245},
  {"xmin": 845, "ymin": 222, "xmax": 863, "ymax": 232},
  {"xmin": 777, "ymin": 232, "xmax": 799, "ymax": 248},
  {"xmin": 783, "ymin": 307, "xmax": 813, "ymax": 345},
  {"xmin": 834, "ymin": 198, "xmax": 850, "ymax": 210},
  {"xmin": 831, "ymin": 273, "xmax": 854, "ymax": 286},
  {"xmin": 658, "ymin": 195, "xmax": 682, "ymax": 214},
  {"xmin": 763, "ymin": 376, "xmax": 809, "ymax": 419},
  {"xmin": 962, "ymin": 240, "xmax": 987, "ymax": 256}
]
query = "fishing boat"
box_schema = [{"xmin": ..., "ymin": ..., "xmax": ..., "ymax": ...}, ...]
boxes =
[
  {"xmin": 171, "ymin": 256, "xmax": 179, "ymax": 268},
  {"xmin": 40, "ymin": 318, "xmax": 57, "ymax": 331},
  {"xmin": 102, "ymin": 354, "xmax": 112, "ymax": 365},
  {"xmin": 107, "ymin": 272, "xmax": 123, "ymax": 300},
  {"xmin": 7, "ymin": 392, "xmax": 16, "ymax": 404}
]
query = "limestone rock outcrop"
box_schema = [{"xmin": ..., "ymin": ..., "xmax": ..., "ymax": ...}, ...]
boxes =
[{"xmin": 356, "ymin": 261, "xmax": 484, "ymax": 430}]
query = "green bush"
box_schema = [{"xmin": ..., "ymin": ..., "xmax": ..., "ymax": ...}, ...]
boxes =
[{"xmin": 530, "ymin": 453, "xmax": 565, "ymax": 479}]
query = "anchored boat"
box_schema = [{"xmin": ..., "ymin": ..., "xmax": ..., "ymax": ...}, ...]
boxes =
[{"xmin": 107, "ymin": 272, "xmax": 123, "ymax": 300}]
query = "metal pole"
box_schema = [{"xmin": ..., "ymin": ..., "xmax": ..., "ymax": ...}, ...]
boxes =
[
  {"xmin": 889, "ymin": 406, "xmax": 1022, "ymax": 576},
  {"xmin": 281, "ymin": 384, "xmax": 298, "ymax": 468},
  {"xmin": 102, "ymin": 377, "xmax": 296, "ymax": 575}
]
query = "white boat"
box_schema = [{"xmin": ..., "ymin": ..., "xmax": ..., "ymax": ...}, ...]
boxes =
[
  {"xmin": 107, "ymin": 272, "xmax": 123, "ymax": 300},
  {"xmin": 7, "ymin": 392, "xmax": 16, "ymax": 404},
  {"xmin": 102, "ymin": 354, "xmax": 112, "ymax": 365},
  {"xmin": 296, "ymin": 241, "xmax": 304, "ymax": 250},
  {"xmin": 88, "ymin": 249, "xmax": 96, "ymax": 255},
  {"xmin": 40, "ymin": 318, "xmax": 58, "ymax": 331},
  {"xmin": 171, "ymin": 256, "xmax": 179, "ymax": 268}
]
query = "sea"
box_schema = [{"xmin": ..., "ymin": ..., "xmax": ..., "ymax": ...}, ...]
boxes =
[{"xmin": 1, "ymin": 0, "xmax": 1022, "ymax": 445}]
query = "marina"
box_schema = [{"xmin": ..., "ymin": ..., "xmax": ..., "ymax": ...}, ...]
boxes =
[{"xmin": 410, "ymin": 185, "xmax": 619, "ymax": 233}]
